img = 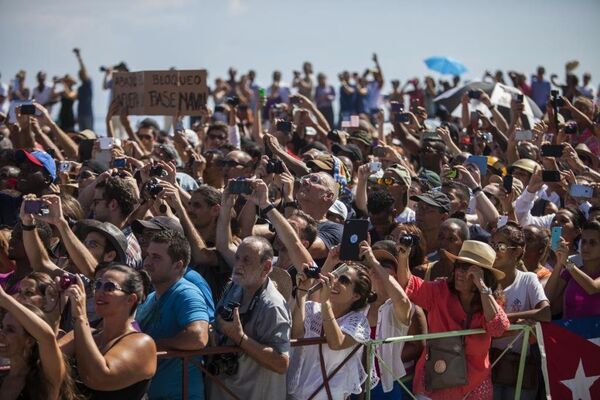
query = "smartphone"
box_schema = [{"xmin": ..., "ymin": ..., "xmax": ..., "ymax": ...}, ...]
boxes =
[
  {"xmin": 445, "ymin": 168, "xmax": 459, "ymax": 180},
  {"xmin": 551, "ymin": 226, "xmax": 562, "ymax": 251},
  {"xmin": 24, "ymin": 200, "xmax": 44, "ymax": 215},
  {"xmin": 350, "ymin": 115, "xmax": 360, "ymax": 127},
  {"xmin": 341, "ymin": 120, "xmax": 350, "ymax": 128},
  {"xmin": 228, "ymin": 179, "xmax": 252, "ymax": 195},
  {"xmin": 98, "ymin": 137, "xmax": 114, "ymax": 150},
  {"xmin": 20, "ymin": 104, "xmax": 36, "ymax": 115},
  {"xmin": 570, "ymin": 184, "xmax": 593, "ymax": 199},
  {"xmin": 497, "ymin": 215, "xmax": 508, "ymax": 228},
  {"xmin": 503, "ymin": 175, "xmax": 513, "ymax": 193},
  {"xmin": 339, "ymin": 219, "xmax": 369, "ymax": 261},
  {"xmin": 541, "ymin": 144, "xmax": 564, "ymax": 158},
  {"xmin": 327, "ymin": 130, "xmax": 341, "ymax": 143},
  {"xmin": 369, "ymin": 161, "xmax": 382, "ymax": 173},
  {"xmin": 516, "ymin": 94, "xmax": 524, "ymax": 103},
  {"xmin": 390, "ymin": 102, "xmax": 404, "ymax": 113},
  {"xmin": 372, "ymin": 147, "xmax": 386, "ymax": 158},
  {"xmin": 276, "ymin": 121, "xmax": 293, "ymax": 133},
  {"xmin": 542, "ymin": 170, "xmax": 561, "ymax": 182},
  {"xmin": 468, "ymin": 90, "xmax": 481, "ymax": 99},
  {"xmin": 58, "ymin": 161, "xmax": 72, "ymax": 173},
  {"xmin": 149, "ymin": 165, "xmax": 165, "ymax": 177},
  {"xmin": 113, "ymin": 158, "xmax": 127, "ymax": 169},
  {"xmin": 470, "ymin": 111, "xmax": 479, "ymax": 124},
  {"xmin": 543, "ymin": 133, "xmax": 554, "ymax": 143},
  {"xmin": 515, "ymin": 130, "xmax": 533, "ymax": 141},
  {"xmin": 396, "ymin": 112, "xmax": 411, "ymax": 123},
  {"xmin": 466, "ymin": 155, "xmax": 488, "ymax": 175}
]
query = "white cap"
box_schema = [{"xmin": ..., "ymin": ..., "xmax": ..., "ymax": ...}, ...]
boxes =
[{"xmin": 328, "ymin": 200, "xmax": 348, "ymax": 221}]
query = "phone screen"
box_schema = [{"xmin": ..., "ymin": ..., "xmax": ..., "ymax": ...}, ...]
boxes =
[
  {"xmin": 551, "ymin": 226, "xmax": 562, "ymax": 251},
  {"xmin": 503, "ymin": 175, "xmax": 513, "ymax": 193},
  {"xmin": 339, "ymin": 219, "xmax": 369, "ymax": 261},
  {"xmin": 542, "ymin": 170, "xmax": 561, "ymax": 182},
  {"xmin": 466, "ymin": 155, "xmax": 488, "ymax": 175},
  {"xmin": 541, "ymin": 144, "xmax": 564, "ymax": 158}
]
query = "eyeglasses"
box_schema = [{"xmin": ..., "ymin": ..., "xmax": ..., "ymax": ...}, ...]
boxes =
[
  {"xmin": 491, "ymin": 242, "xmax": 519, "ymax": 252},
  {"xmin": 94, "ymin": 280, "xmax": 131, "ymax": 294},
  {"xmin": 217, "ymin": 159, "xmax": 248, "ymax": 168},
  {"xmin": 301, "ymin": 174, "xmax": 323, "ymax": 185}
]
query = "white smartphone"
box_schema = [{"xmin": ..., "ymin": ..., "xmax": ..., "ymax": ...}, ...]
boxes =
[
  {"xmin": 570, "ymin": 184, "xmax": 593, "ymax": 199},
  {"xmin": 98, "ymin": 137, "xmax": 114, "ymax": 150},
  {"xmin": 515, "ymin": 130, "xmax": 533, "ymax": 141},
  {"xmin": 497, "ymin": 215, "xmax": 508, "ymax": 228},
  {"xmin": 58, "ymin": 161, "xmax": 72, "ymax": 173},
  {"xmin": 369, "ymin": 161, "xmax": 382, "ymax": 173}
]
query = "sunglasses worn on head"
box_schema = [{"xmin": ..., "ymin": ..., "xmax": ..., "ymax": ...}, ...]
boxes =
[
  {"xmin": 491, "ymin": 242, "xmax": 518, "ymax": 252},
  {"xmin": 94, "ymin": 280, "xmax": 131, "ymax": 294}
]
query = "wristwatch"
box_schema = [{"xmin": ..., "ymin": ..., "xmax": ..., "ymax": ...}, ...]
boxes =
[{"xmin": 479, "ymin": 287, "xmax": 493, "ymax": 295}]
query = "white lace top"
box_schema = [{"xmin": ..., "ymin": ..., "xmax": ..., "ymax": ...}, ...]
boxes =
[{"xmin": 287, "ymin": 301, "xmax": 372, "ymax": 400}]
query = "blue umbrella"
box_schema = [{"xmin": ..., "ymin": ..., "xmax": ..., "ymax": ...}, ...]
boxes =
[{"xmin": 424, "ymin": 56, "xmax": 468, "ymax": 76}]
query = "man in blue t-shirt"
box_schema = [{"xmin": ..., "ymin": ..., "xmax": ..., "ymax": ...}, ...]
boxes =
[{"xmin": 136, "ymin": 230, "xmax": 212, "ymax": 400}]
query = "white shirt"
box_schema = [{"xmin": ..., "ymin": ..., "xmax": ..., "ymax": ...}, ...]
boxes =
[
  {"xmin": 32, "ymin": 84, "xmax": 54, "ymax": 106},
  {"xmin": 375, "ymin": 300, "xmax": 412, "ymax": 392},
  {"xmin": 287, "ymin": 301, "xmax": 372, "ymax": 400},
  {"xmin": 492, "ymin": 270, "xmax": 547, "ymax": 353},
  {"xmin": 395, "ymin": 207, "xmax": 416, "ymax": 223},
  {"xmin": 515, "ymin": 187, "xmax": 590, "ymax": 228}
]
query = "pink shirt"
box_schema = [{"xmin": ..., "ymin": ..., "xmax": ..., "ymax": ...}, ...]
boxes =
[
  {"xmin": 0, "ymin": 270, "xmax": 20, "ymax": 295},
  {"xmin": 561, "ymin": 268, "xmax": 600, "ymax": 318},
  {"xmin": 405, "ymin": 275, "xmax": 509, "ymax": 400}
]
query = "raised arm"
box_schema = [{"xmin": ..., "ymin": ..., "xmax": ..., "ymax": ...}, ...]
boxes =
[
  {"xmin": 354, "ymin": 164, "xmax": 370, "ymax": 215},
  {"xmin": 215, "ymin": 187, "xmax": 238, "ymax": 268},
  {"xmin": 35, "ymin": 103, "xmax": 78, "ymax": 159},
  {"xmin": 74, "ymin": 48, "xmax": 89, "ymax": 82},
  {"xmin": 0, "ymin": 284, "xmax": 65, "ymax": 397}
]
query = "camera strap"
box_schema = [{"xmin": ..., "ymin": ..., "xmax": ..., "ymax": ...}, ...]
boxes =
[{"xmin": 239, "ymin": 278, "xmax": 269, "ymax": 326}]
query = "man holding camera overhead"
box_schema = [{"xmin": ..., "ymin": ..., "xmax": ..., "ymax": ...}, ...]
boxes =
[{"xmin": 210, "ymin": 179, "xmax": 291, "ymax": 399}]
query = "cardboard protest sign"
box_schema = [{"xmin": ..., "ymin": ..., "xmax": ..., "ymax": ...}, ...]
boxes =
[{"xmin": 112, "ymin": 70, "xmax": 208, "ymax": 116}]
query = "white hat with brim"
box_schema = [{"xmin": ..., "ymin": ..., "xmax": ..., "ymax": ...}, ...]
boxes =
[{"xmin": 442, "ymin": 240, "xmax": 505, "ymax": 280}]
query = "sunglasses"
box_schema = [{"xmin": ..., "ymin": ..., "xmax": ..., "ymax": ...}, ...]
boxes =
[
  {"xmin": 491, "ymin": 242, "xmax": 519, "ymax": 252},
  {"xmin": 337, "ymin": 275, "xmax": 353, "ymax": 286},
  {"xmin": 94, "ymin": 280, "xmax": 131, "ymax": 294},
  {"xmin": 301, "ymin": 174, "xmax": 323, "ymax": 185},
  {"xmin": 454, "ymin": 262, "xmax": 472, "ymax": 271},
  {"xmin": 217, "ymin": 159, "xmax": 248, "ymax": 168},
  {"xmin": 369, "ymin": 177, "xmax": 400, "ymax": 186}
]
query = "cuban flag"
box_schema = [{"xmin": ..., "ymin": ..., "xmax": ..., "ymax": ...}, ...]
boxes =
[{"xmin": 537, "ymin": 317, "xmax": 600, "ymax": 400}]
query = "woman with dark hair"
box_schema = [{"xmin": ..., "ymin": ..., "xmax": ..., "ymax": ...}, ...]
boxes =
[
  {"xmin": 0, "ymin": 284, "xmax": 79, "ymax": 400},
  {"xmin": 288, "ymin": 246, "xmax": 376, "ymax": 400},
  {"xmin": 397, "ymin": 240, "xmax": 509, "ymax": 400},
  {"xmin": 489, "ymin": 223, "xmax": 550, "ymax": 399},
  {"xmin": 60, "ymin": 264, "xmax": 157, "ymax": 399},
  {"xmin": 546, "ymin": 221, "xmax": 600, "ymax": 318}
]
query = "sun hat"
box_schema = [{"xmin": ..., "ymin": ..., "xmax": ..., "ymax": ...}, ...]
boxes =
[{"xmin": 442, "ymin": 240, "xmax": 505, "ymax": 280}]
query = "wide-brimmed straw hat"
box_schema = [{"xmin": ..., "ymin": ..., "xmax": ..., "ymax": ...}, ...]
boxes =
[{"xmin": 442, "ymin": 240, "xmax": 505, "ymax": 280}]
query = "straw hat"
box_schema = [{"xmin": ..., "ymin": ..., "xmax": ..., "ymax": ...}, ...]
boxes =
[{"xmin": 442, "ymin": 240, "xmax": 505, "ymax": 280}]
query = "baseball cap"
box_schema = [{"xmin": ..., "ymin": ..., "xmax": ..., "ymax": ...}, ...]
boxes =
[
  {"xmin": 418, "ymin": 169, "xmax": 441, "ymax": 188},
  {"xmin": 332, "ymin": 143, "xmax": 363, "ymax": 163},
  {"xmin": 328, "ymin": 200, "xmax": 348, "ymax": 221},
  {"xmin": 306, "ymin": 154, "xmax": 335, "ymax": 173},
  {"xmin": 348, "ymin": 130, "xmax": 372, "ymax": 147},
  {"xmin": 15, "ymin": 149, "xmax": 56, "ymax": 180},
  {"xmin": 384, "ymin": 164, "xmax": 411, "ymax": 187},
  {"xmin": 410, "ymin": 190, "xmax": 451, "ymax": 212},
  {"xmin": 132, "ymin": 216, "xmax": 184, "ymax": 235}
]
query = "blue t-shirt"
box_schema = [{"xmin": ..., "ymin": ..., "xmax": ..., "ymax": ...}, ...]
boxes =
[
  {"xmin": 136, "ymin": 278, "xmax": 210, "ymax": 400},
  {"xmin": 184, "ymin": 267, "xmax": 215, "ymax": 323}
]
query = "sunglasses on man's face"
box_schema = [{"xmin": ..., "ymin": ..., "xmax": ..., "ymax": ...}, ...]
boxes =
[
  {"xmin": 94, "ymin": 280, "xmax": 131, "ymax": 294},
  {"xmin": 369, "ymin": 177, "xmax": 400, "ymax": 187}
]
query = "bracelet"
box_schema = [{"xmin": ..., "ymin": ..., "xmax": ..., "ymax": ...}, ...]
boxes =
[
  {"xmin": 260, "ymin": 203, "xmax": 276, "ymax": 215},
  {"xmin": 21, "ymin": 223, "xmax": 36, "ymax": 231},
  {"xmin": 472, "ymin": 186, "xmax": 482, "ymax": 195},
  {"xmin": 238, "ymin": 333, "xmax": 247, "ymax": 346}
]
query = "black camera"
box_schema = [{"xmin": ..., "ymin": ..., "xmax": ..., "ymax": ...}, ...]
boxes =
[
  {"xmin": 565, "ymin": 122, "xmax": 578, "ymax": 134},
  {"xmin": 99, "ymin": 66, "xmax": 108, "ymax": 72},
  {"xmin": 219, "ymin": 301, "xmax": 240, "ymax": 322},
  {"xmin": 149, "ymin": 165, "xmax": 165, "ymax": 177},
  {"xmin": 146, "ymin": 179, "xmax": 163, "ymax": 197},
  {"xmin": 303, "ymin": 264, "xmax": 321, "ymax": 279},
  {"xmin": 206, "ymin": 353, "xmax": 239, "ymax": 376},
  {"xmin": 398, "ymin": 233, "xmax": 420, "ymax": 248},
  {"xmin": 266, "ymin": 159, "xmax": 284, "ymax": 174}
]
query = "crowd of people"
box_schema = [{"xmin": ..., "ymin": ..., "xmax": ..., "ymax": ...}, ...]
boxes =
[{"xmin": 0, "ymin": 53, "xmax": 599, "ymax": 400}]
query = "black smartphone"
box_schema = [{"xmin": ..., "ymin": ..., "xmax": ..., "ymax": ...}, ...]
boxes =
[
  {"xmin": 468, "ymin": 90, "xmax": 481, "ymax": 99},
  {"xmin": 149, "ymin": 165, "xmax": 165, "ymax": 177},
  {"xmin": 226, "ymin": 96, "xmax": 240, "ymax": 107},
  {"xmin": 541, "ymin": 144, "xmax": 564, "ymax": 158},
  {"xmin": 516, "ymin": 94, "xmax": 524, "ymax": 103},
  {"xmin": 503, "ymin": 175, "xmax": 513, "ymax": 193},
  {"xmin": 542, "ymin": 170, "xmax": 561, "ymax": 182},
  {"xmin": 339, "ymin": 219, "xmax": 369, "ymax": 261},
  {"xmin": 327, "ymin": 130, "xmax": 341, "ymax": 143},
  {"xmin": 21, "ymin": 104, "xmax": 36, "ymax": 115},
  {"xmin": 276, "ymin": 121, "xmax": 293, "ymax": 133},
  {"xmin": 24, "ymin": 200, "xmax": 44, "ymax": 214},
  {"xmin": 228, "ymin": 179, "xmax": 252, "ymax": 195},
  {"xmin": 565, "ymin": 122, "xmax": 578, "ymax": 134},
  {"xmin": 390, "ymin": 102, "xmax": 404, "ymax": 112},
  {"xmin": 396, "ymin": 112, "xmax": 410, "ymax": 123}
]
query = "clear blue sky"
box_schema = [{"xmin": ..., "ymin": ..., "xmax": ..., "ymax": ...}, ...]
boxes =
[{"xmin": 1, "ymin": 0, "xmax": 598, "ymax": 129}]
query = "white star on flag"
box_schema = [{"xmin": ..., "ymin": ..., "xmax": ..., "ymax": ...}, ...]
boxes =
[{"xmin": 560, "ymin": 359, "xmax": 600, "ymax": 400}]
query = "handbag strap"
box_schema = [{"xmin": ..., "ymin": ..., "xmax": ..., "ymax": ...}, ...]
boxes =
[{"xmin": 308, "ymin": 328, "xmax": 362, "ymax": 400}]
